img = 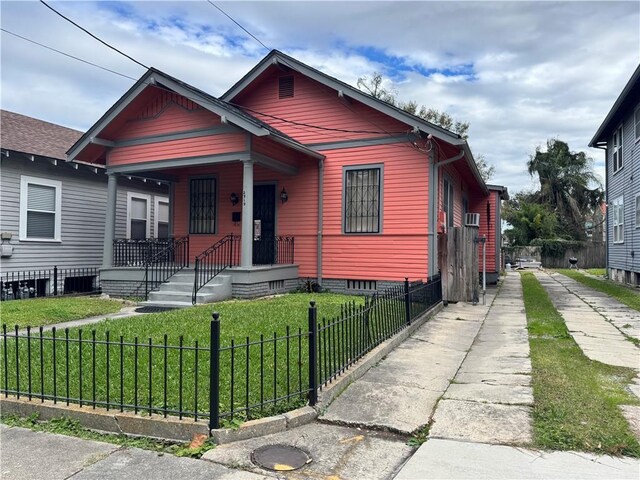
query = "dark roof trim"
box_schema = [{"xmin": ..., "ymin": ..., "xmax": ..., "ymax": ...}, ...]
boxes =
[
  {"xmin": 222, "ymin": 50, "xmax": 466, "ymax": 146},
  {"xmin": 589, "ymin": 63, "xmax": 640, "ymax": 147},
  {"xmin": 67, "ymin": 68, "xmax": 323, "ymax": 162},
  {"xmin": 487, "ymin": 184, "xmax": 509, "ymax": 200}
]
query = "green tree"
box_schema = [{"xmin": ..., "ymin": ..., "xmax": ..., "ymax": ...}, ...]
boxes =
[
  {"xmin": 503, "ymin": 192, "xmax": 559, "ymax": 245},
  {"xmin": 527, "ymin": 139, "xmax": 603, "ymax": 241}
]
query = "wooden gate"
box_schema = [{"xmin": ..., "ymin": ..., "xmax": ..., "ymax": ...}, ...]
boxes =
[{"xmin": 438, "ymin": 226, "xmax": 480, "ymax": 303}]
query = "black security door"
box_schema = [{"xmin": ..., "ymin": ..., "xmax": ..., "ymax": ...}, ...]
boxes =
[{"xmin": 253, "ymin": 185, "xmax": 276, "ymax": 264}]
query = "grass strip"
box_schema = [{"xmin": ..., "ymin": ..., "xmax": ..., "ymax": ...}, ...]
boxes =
[
  {"xmin": 585, "ymin": 268, "xmax": 606, "ymax": 276},
  {"xmin": 557, "ymin": 269, "xmax": 640, "ymax": 312},
  {"xmin": 1, "ymin": 296, "xmax": 124, "ymax": 328},
  {"xmin": 1, "ymin": 413, "xmax": 214, "ymax": 457},
  {"xmin": 521, "ymin": 272, "xmax": 640, "ymax": 457}
]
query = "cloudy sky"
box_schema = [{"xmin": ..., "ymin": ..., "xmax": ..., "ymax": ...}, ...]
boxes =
[{"xmin": 1, "ymin": 1, "xmax": 639, "ymax": 193}]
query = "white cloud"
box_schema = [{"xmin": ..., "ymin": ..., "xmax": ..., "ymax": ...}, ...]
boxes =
[{"xmin": 1, "ymin": 0, "xmax": 638, "ymax": 194}]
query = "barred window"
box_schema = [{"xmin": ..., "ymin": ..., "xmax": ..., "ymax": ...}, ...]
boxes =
[
  {"xmin": 190, "ymin": 178, "xmax": 216, "ymax": 234},
  {"xmin": 344, "ymin": 167, "xmax": 381, "ymax": 233}
]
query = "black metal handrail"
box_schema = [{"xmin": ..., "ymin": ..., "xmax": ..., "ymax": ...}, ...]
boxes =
[
  {"xmin": 141, "ymin": 236, "xmax": 190, "ymax": 300},
  {"xmin": 192, "ymin": 234, "xmax": 240, "ymax": 304}
]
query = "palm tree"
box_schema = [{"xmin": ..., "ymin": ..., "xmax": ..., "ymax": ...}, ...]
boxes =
[{"xmin": 527, "ymin": 139, "xmax": 603, "ymax": 240}]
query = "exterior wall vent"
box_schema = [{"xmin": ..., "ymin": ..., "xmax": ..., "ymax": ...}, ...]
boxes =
[
  {"xmin": 465, "ymin": 213, "xmax": 480, "ymax": 227},
  {"xmin": 279, "ymin": 76, "xmax": 294, "ymax": 99},
  {"xmin": 346, "ymin": 279, "xmax": 377, "ymax": 291},
  {"xmin": 268, "ymin": 279, "xmax": 285, "ymax": 291}
]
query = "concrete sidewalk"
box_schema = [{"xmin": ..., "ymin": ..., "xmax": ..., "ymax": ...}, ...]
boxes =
[
  {"xmin": 429, "ymin": 273, "xmax": 533, "ymax": 445},
  {"xmin": 535, "ymin": 271, "xmax": 639, "ymax": 370},
  {"xmin": 318, "ymin": 289, "xmax": 497, "ymax": 434},
  {"xmin": 396, "ymin": 438, "xmax": 640, "ymax": 480},
  {"xmin": 0, "ymin": 424, "xmax": 265, "ymax": 480}
]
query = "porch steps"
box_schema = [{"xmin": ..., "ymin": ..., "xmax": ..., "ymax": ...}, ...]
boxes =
[{"xmin": 140, "ymin": 269, "xmax": 232, "ymax": 308}]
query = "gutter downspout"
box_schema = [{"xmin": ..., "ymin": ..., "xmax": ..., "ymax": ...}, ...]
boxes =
[
  {"xmin": 428, "ymin": 148, "xmax": 465, "ymax": 277},
  {"xmin": 317, "ymin": 159, "xmax": 324, "ymax": 286}
]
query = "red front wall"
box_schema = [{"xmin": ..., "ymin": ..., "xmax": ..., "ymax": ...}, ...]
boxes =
[{"xmin": 237, "ymin": 70, "xmax": 431, "ymax": 281}]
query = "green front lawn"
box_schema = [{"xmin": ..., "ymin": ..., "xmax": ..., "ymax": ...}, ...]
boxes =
[
  {"xmin": 557, "ymin": 269, "xmax": 640, "ymax": 312},
  {"xmin": 1, "ymin": 296, "xmax": 124, "ymax": 328},
  {"xmin": 521, "ymin": 272, "xmax": 640, "ymax": 457},
  {"xmin": 1, "ymin": 293, "xmax": 364, "ymax": 423}
]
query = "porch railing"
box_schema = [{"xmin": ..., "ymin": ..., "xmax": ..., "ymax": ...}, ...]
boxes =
[
  {"xmin": 113, "ymin": 238, "xmax": 178, "ymax": 267},
  {"xmin": 192, "ymin": 234, "xmax": 240, "ymax": 304},
  {"xmin": 141, "ymin": 236, "xmax": 190, "ymax": 300},
  {"xmin": 253, "ymin": 236, "xmax": 295, "ymax": 266}
]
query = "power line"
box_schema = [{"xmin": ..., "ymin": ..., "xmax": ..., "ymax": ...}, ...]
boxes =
[
  {"xmin": 39, "ymin": 0, "xmax": 148, "ymax": 69},
  {"xmin": 206, "ymin": 1, "xmax": 270, "ymax": 52},
  {"xmin": 5, "ymin": 24, "xmax": 420, "ymax": 140},
  {"xmin": 229, "ymin": 103, "xmax": 408, "ymax": 135},
  {"xmin": 1, "ymin": 28, "xmax": 138, "ymax": 81}
]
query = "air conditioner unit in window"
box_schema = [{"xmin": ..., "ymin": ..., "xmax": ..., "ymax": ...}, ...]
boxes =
[{"xmin": 465, "ymin": 213, "xmax": 480, "ymax": 227}]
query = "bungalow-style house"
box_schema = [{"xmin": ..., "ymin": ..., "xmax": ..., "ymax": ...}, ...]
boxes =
[
  {"xmin": 589, "ymin": 63, "xmax": 640, "ymax": 285},
  {"xmin": 0, "ymin": 109, "xmax": 169, "ymax": 297},
  {"xmin": 66, "ymin": 50, "xmax": 507, "ymax": 304}
]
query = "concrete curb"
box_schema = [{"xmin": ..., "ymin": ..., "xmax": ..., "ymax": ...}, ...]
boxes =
[
  {"xmin": 0, "ymin": 397, "xmax": 208, "ymax": 442},
  {"xmin": 2, "ymin": 302, "xmax": 442, "ymax": 444}
]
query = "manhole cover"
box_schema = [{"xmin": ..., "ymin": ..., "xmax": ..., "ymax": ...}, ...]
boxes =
[
  {"xmin": 251, "ymin": 444, "xmax": 311, "ymax": 471},
  {"xmin": 135, "ymin": 306, "xmax": 177, "ymax": 313}
]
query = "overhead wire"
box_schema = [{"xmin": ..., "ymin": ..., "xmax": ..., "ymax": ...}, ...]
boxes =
[
  {"xmin": 1, "ymin": 28, "xmax": 138, "ymax": 81},
  {"xmin": 206, "ymin": 1, "xmax": 270, "ymax": 52},
  {"xmin": 39, "ymin": 0, "xmax": 148, "ymax": 69},
  {"xmin": 6, "ymin": 18, "xmax": 443, "ymax": 148}
]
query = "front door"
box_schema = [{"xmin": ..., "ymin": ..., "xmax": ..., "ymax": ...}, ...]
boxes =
[{"xmin": 253, "ymin": 185, "xmax": 276, "ymax": 264}]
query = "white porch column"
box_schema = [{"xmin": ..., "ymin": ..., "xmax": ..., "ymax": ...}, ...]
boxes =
[
  {"xmin": 102, "ymin": 172, "xmax": 118, "ymax": 267},
  {"xmin": 241, "ymin": 159, "xmax": 254, "ymax": 268}
]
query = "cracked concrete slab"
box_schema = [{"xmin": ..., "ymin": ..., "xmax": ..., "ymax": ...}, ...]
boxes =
[
  {"xmin": 444, "ymin": 383, "xmax": 534, "ymax": 405},
  {"xmin": 203, "ymin": 422, "xmax": 413, "ymax": 480},
  {"xmin": 429, "ymin": 399, "xmax": 533, "ymax": 444},
  {"xmin": 319, "ymin": 380, "xmax": 442, "ymax": 433}
]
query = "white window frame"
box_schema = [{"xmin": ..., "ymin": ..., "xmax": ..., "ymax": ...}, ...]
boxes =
[
  {"xmin": 154, "ymin": 196, "xmax": 169, "ymax": 238},
  {"xmin": 612, "ymin": 196, "xmax": 624, "ymax": 244},
  {"xmin": 126, "ymin": 192, "xmax": 151, "ymax": 239},
  {"xmin": 19, "ymin": 175, "xmax": 62, "ymax": 242},
  {"xmin": 635, "ymin": 105, "xmax": 640, "ymax": 141},
  {"xmin": 612, "ymin": 124, "xmax": 623, "ymax": 173}
]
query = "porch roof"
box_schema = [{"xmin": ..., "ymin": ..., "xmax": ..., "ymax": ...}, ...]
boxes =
[{"xmin": 66, "ymin": 68, "xmax": 325, "ymax": 165}]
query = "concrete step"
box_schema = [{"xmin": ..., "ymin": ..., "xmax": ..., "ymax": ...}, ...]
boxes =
[{"xmin": 146, "ymin": 273, "xmax": 232, "ymax": 306}]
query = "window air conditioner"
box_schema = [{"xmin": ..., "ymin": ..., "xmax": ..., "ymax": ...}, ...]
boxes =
[{"xmin": 465, "ymin": 213, "xmax": 480, "ymax": 227}]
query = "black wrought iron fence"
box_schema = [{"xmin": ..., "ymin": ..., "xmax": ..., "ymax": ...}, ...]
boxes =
[
  {"xmin": 193, "ymin": 234, "xmax": 240, "ymax": 304},
  {"xmin": 1, "ymin": 267, "xmax": 100, "ymax": 301},
  {"xmin": 1, "ymin": 275, "xmax": 442, "ymax": 428},
  {"xmin": 314, "ymin": 276, "xmax": 442, "ymax": 389}
]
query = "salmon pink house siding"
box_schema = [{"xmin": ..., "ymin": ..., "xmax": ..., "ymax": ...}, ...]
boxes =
[{"xmin": 67, "ymin": 50, "xmax": 507, "ymax": 299}]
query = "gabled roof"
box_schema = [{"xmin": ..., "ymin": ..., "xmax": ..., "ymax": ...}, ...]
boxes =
[
  {"xmin": 1, "ymin": 109, "xmax": 82, "ymax": 160},
  {"xmin": 67, "ymin": 67, "xmax": 324, "ymax": 162},
  {"xmin": 223, "ymin": 50, "xmax": 467, "ymax": 145},
  {"xmin": 487, "ymin": 184, "xmax": 509, "ymax": 200},
  {"xmin": 589, "ymin": 63, "xmax": 640, "ymax": 147},
  {"xmin": 221, "ymin": 50, "xmax": 487, "ymax": 191}
]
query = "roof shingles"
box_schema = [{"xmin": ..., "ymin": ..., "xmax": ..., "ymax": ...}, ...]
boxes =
[{"xmin": 1, "ymin": 109, "xmax": 82, "ymax": 160}]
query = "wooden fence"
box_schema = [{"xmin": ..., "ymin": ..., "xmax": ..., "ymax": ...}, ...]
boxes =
[
  {"xmin": 505, "ymin": 243, "xmax": 606, "ymax": 269},
  {"xmin": 439, "ymin": 226, "xmax": 479, "ymax": 303}
]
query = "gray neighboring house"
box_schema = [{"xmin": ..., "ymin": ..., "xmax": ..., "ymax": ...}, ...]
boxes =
[
  {"xmin": 589, "ymin": 64, "xmax": 640, "ymax": 285},
  {"xmin": 0, "ymin": 109, "xmax": 169, "ymax": 295}
]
